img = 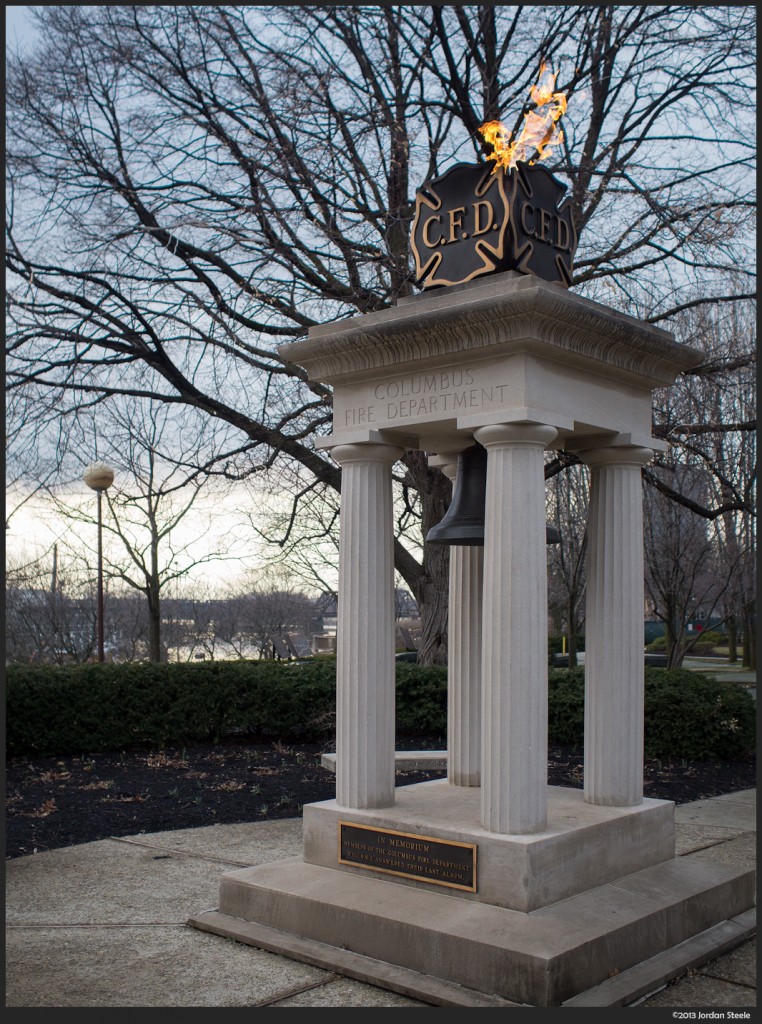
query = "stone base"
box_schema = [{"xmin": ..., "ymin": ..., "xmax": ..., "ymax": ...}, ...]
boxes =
[
  {"xmin": 194, "ymin": 854, "xmax": 753, "ymax": 1006},
  {"xmin": 189, "ymin": 782, "xmax": 755, "ymax": 1006},
  {"xmin": 303, "ymin": 780, "xmax": 675, "ymax": 911}
]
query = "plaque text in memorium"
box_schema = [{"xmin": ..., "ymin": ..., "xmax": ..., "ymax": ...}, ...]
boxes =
[{"xmin": 339, "ymin": 821, "xmax": 477, "ymax": 892}]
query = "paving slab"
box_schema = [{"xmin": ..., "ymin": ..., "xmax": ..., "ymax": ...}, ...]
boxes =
[
  {"xmin": 699, "ymin": 936, "xmax": 758, "ymax": 987},
  {"xmin": 675, "ymin": 790, "xmax": 757, "ymax": 830},
  {"xmin": 637, "ymin": 973, "xmax": 755, "ymax": 1008},
  {"xmin": 675, "ymin": 822, "xmax": 748, "ymax": 856},
  {"xmin": 266, "ymin": 975, "xmax": 430, "ymax": 1007},
  {"xmin": 4, "ymin": 788, "xmax": 756, "ymax": 1009},
  {"xmin": 687, "ymin": 833, "xmax": 757, "ymax": 872},
  {"xmin": 5, "ymin": 923, "xmax": 330, "ymax": 1007},
  {"xmin": 122, "ymin": 817, "xmax": 304, "ymax": 864},
  {"xmin": 5, "ymin": 839, "xmax": 234, "ymax": 926}
]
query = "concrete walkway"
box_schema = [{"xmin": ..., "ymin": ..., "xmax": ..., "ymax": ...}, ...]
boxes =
[{"xmin": 6, "ymin": 790, "xmax": 756, "ymax": 1009}]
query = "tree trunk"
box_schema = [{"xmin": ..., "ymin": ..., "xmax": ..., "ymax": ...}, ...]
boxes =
[
  {"xmin": 726, "ymin": 614, "xmax": 738, "ymax": 663},
  {"xmin": 414, "ymin": 545, "xmax": 450, "ymax": 666},
  {"xmin": 665, "ymin": 617, "xmax": 684, "ymax": 669},
  {"xmin": 399, "ymin": 452, "xmax": 452, "ymax": 666},
  {"xmin": 148, "ymin": 595, "xmax": 162, "ymax": 663},
  {"xmin": 566, "ymin": 594, "xmax": 580, "ymax": 668},
  {"xmin": 741, "ymin": 604, "xmax": 756, "ymax": 670},
  {"xmin": 148, "ymin": 534, "xmax": 162, "ymax": 662}
]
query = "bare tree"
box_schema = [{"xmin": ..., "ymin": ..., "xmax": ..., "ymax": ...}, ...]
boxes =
[
  {"xmin": 546, "ymin": 461, "xmax": 589, "ymax": 667},
  {"xmin": 5, "ymin": 543, "xmax": 176, "ymax": 664},
  {"xmin": 646, "ymin": 299, "xmax": 756, "ymax": 665},
  {"xmin": 544, "ymin": 296, "xmax": 756, "ymax": 668},
  {"xmin": 6, "ymin": 6, "xmax": 756, "ymax": 662},
  {"xmin": 237, "ymin": 582, "xmax": 318, "ymax": 660},
  {"xmin": 44, "ymin": 404, "xmax": 241, "ymax": 662},
  {"xmin": 206, "ymin": 589, "xmax": 263, "ymax": 661},
  {"xmin": 240, "ymin": 455, "xmax": 424, "ymax": 627},
  {"xmin": 5, "ymin": 548, "xmax": 98, "ymax": 663},
  {"xmin": 5, "ymin": 389, "xmax": 65, "ymax": 532},
  {"xmin": 643, "ymin": 460, "xmax": 740, "ymax": 667},
  {"xmin": 105, "ymin": 591, "xmax": 153, "ymax": 662}
]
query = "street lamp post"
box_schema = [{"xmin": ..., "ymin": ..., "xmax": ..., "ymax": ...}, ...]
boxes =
[{"xmin": 83, "ymin": 462, "xmax": 114, "ymax": 663}]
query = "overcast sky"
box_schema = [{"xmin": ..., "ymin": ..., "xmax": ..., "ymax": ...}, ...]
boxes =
[{"xmin": 6, "ymin": 6, "xmax": 40, "ymax": 52}]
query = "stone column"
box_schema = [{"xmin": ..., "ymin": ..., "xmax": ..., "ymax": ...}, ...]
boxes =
[
  {"xmin": 440, "ymin": 459, "xmax": 483, "ymax": 788},
  {"xmin": 474, "ymin": 423, "xmax": 557, "ymax": 834},
  {"xmin": 330, "ymin": 442, "xmax": 403, "ymax": 809},
  {"xmin": 579, "ymin": 446, "xmax": 653, "ymax": 807}
]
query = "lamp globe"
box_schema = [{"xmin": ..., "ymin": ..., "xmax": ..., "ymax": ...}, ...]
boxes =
[{"xmin": 83, "ymin": 462, "xmax": 114, "ymax": 492}]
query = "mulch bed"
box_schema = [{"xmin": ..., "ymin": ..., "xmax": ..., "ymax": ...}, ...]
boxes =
[{"xmin": 5, "ymin": 737, "xmax": 756, "ymax": 859}]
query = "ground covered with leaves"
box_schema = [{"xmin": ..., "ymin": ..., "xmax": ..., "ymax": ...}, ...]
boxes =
[{"xmin": 5, "ymin": 737, "xmax": 756, "ymax": 859}]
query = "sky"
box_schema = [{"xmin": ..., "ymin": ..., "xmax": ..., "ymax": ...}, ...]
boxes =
[
  {"xmin": 2, "ymin": 4, "xmax": 287, "ymax": 593},
  {"xmin": 5, "ymin": 481, "xmax": 283, "ymax": 593},
  {"xmin": 5, "ymin": 6, "xmax": 39, "ymax": 51}
]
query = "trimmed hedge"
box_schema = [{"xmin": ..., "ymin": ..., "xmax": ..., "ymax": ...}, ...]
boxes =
[
  {"xmin": 395, "ymin": 661, "xmax": 447, "ymax": 736},
  {"xmin": 547, "ymin": 667, "xmax": 586, "ymax": 745},
  {"xmin": 6, "ymin": 661, "xmax": 336, "ymax": 757},
  {"xmin": 5, "ymin": 661, "xmax": 755, "ymax": 762},
  {"xmin": 643, "ymin": 668, "xmax": 756, "ymax": 760},
  {"xmin": 548, "ymin": 667, "xmax": 756, "ymax": 761},
  {"xmin": 5, "ymin": 660, "xmax": 447, "ymax": 758}
]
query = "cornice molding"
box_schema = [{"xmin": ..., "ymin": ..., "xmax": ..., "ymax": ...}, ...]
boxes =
[{"xmin": 279, "ymin": 276, "xmax": 703, "ymax": 389}]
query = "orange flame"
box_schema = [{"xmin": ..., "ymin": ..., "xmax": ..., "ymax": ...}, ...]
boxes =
[{"xmin": 479, "ymin": 63, "xmax": 567, "ymax": 172}]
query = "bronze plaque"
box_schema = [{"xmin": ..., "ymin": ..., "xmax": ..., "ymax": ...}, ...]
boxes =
[{"xmin": 338, "ymin": 821, "xmax": 476, "ymax": 891}]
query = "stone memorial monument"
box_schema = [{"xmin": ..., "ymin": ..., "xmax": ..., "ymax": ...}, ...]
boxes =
[{"xmin": 189, "ymin": 154, "xmax": 754, "ymax": 1005}]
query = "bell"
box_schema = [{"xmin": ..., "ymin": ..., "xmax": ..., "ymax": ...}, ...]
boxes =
[
  {"xmin": 426, "ymin": 444, "xmax": 487, "ymax": 546},
  {"xmin": 426, "ymin": 443, "xmax": 561, "ymax": 546}
]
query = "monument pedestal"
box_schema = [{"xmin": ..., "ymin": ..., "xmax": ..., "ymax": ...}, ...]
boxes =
[
  {"xmin": 302, "ymin": 781, "xmax": 675, "ymax": 912},
  {"xmin": 187, "ymin": 273, "xmax": 754, "ymax": 1005},
  {"xmin": 189, "ymin": 782, "xmax": 754, "ymax": 1006}
]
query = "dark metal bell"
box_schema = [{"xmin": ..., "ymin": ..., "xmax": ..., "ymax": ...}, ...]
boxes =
[
  {"xmin": 426, "ymin": 444, "xmax": 488, "ymax": 546},
  {"xmin": 426, "ymin": 443, "xmax": 561, "ymax": 546},
  {"xmin": 545, "ymin": 522, "xmax": 561, "ymax": 544}
]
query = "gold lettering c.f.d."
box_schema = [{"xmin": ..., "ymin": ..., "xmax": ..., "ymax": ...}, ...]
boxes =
[
  {"xmin": 447, "ymin": 206, "xmax": 467, "ymax": 242},
  {"xmin": 422, "ymin": 214, "xmax": 444, "ymax": 248},
  {"xmin": 472, "ymin": 200, "xmax": 495, "ymax": 236}
]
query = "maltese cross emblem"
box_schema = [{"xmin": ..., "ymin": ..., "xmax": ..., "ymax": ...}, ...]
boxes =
[{"xmin": 411, "ymin": 161, "xmax": 576, "ymax": 289}]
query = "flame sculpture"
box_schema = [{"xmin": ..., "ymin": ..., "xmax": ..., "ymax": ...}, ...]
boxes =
[{"xmin": 479, "ymin": 63, "xmax": 567, "ymax": 172}]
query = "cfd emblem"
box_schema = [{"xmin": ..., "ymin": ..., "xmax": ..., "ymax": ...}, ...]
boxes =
[{"xmin": 410, "ymin": 161, "xmax": 576, "ymax": 289}]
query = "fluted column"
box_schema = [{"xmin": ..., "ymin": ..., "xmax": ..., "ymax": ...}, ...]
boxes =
[
  {"xmin": 580, "ymin": 446, "xmax": 653, "ymax": 806},
  {"xmin": 474, "ymin": 423, "xmax": 558, "ymax": 834},
  {"xmin": 330, "ymin": 442, "xmax": 403, "ymax": 809},
  {"xmin": 439, "ymin": 459, "xmax": 484, "ymax": 787}
]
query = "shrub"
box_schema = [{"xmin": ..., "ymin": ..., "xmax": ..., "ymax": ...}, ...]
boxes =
[
  {"xmin": 6, "ymin": 661, "xmax": 754, "ymax": 762},
  {"xmin": 5, "ymin": 660, "xmax": 336, "ymax": 757},
  {"xmin": 547, "ymin": 667, "xmax": 754, "ymax": 760},
  {"xmin": 548, "ymin": 630, "xmax": 589, "ymax": 663},
  {"xmin": 395, "ymin": 662, "xmax": 447, "ymax": 739},
  {"xmin": 646, "ymin": 630, "xmax": 725, "ymax": 655},
  {"xmin": 547, "ymin": 667, "xmax": 586, "ymax": 745},
  {"xmin": 643, "ymin": 669, "xmax": 755, "ymax": 760},
  {"xmin": 548, "ymin": 635, "xmax": 585, "ymax": 658},
  {"xmin": 645, "ymin": 635, "xmax": 667, "ymax": 651}
]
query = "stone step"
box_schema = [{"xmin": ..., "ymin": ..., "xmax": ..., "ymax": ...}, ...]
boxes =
[
  {"xmin": 195, "ymin": 849, "xmax": 754, "ymax": 1006},
  {"xmin": 320, "ymin": 750, "xmax": 447, "ymax": 773}
]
